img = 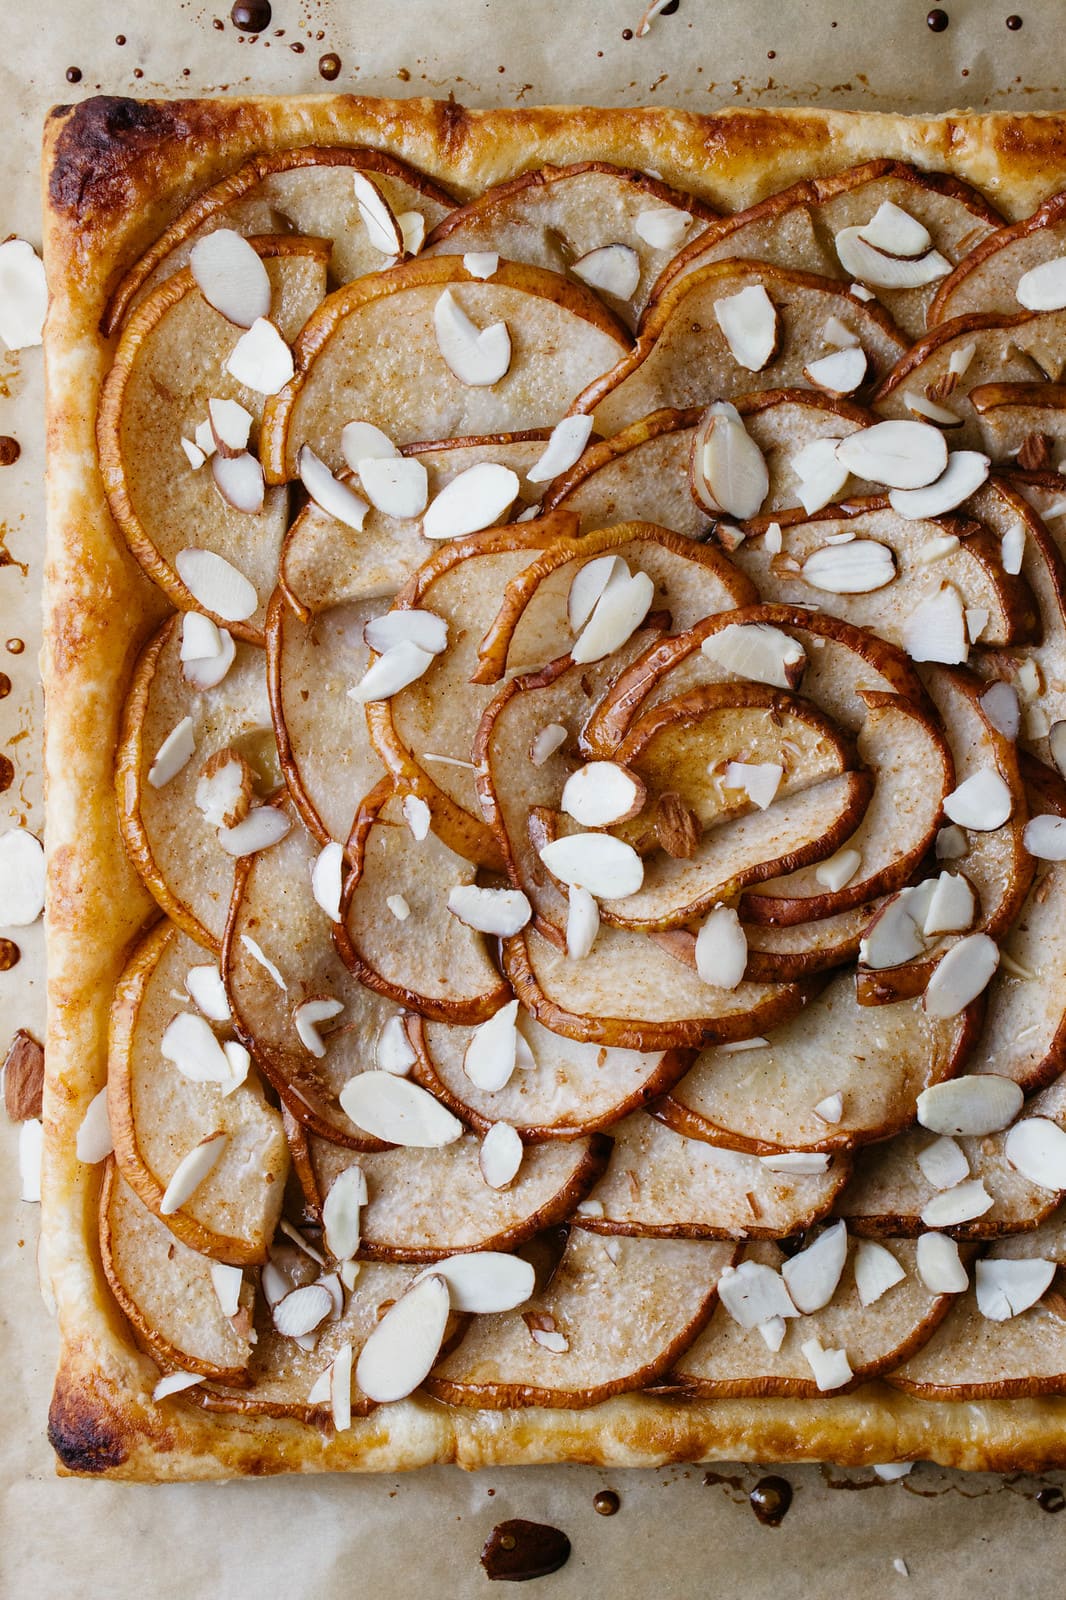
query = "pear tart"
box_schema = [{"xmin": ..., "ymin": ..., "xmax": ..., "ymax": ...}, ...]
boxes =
[{"xmin": 42, "ymin": 97, "xmax": 1066, "ymax": 1479}]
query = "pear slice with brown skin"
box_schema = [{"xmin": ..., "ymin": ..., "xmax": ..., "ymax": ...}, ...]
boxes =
[
  {"xmin": 503, "ymin": 924, "xmax": 815, "ymax": 1053},
  {"xmin": 117, "ymin": 615, "xmax": 274, "ymax": 952},
  {"xmin": 260, "ymin": 255, "xmax": 630, "ymax": 484},
  {"xmin": 424, "ymin": 1229, "xmax": 734, "ymax": 1410},
  {"xmin": 222, "ymin": 799, "xmax": 399, "ymax": 1148},
  {"xmin": 739, "ymin": 901, "xmax": 882, "ymax": 981},
  {"xmin": 576, "ymin": 261, "xmax": 908, "ymax": 440},
  {"xmin": 100, "ymin": 1162, "xmax": 255, "ymax": 1385},
  {"xmin": 967, "ymin": 382, "xmax": 1066, "ymax": 463},
  {"xmin": 98, "ymin": 236, "xmax": 330, "ymax": 641},
  {"xmin": 308, "ymin": 1133, "xmax": 608, "ymax": 1261},
  {"xmin": 672, "ymin": 1237, "xmax": 953, "ymax": 1397},
  {"xmin": 336, "ymin": 782, "xmax": 511, "ymax": 1026},
  {"xmin": 423, "ymin": 161, "xmax": 716, "ymax": 329},
  {"xmin": 651, "ymin": 159, "xmax": 1001, "ymax": 340},
  {"xmin": 654, "ymin": 971, "xmax": 981, "ymax": 1154},
  {"xmin": 103, "ymin": 147, "xmax": 458, "ymax": 335},
  {"xmin": 929, "ymin": 188, "xmax": 1066, "ymax": 327},
  {"xmin": 574, "ymin": 1112, "xmax": 847, "ymax": 1239},
  {"xmin": 108, "ymin": 920, "xmax": 289, "ymax": 1265}
]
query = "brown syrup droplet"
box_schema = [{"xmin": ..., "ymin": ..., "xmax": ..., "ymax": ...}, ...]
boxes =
[
  {"xmin": 593, "ymin": 1490, "xmax": 620, "ymax": 1516},
  {"xmin": 750, "ymin": 1475, "xmax": 793, "ymax": 1527},
  {"xmin": 318, "ymin": 52, "xmax": 341, "ymax": 80},
  {"xmin": 926, "ymin": 8, "xmax": 949, "ymax": 29},
  {"xmin": 481, "ymin": 1520, "xmax": 571, "ymax": 1582},
  {"xmin": 621, "ymin": 28, "xmax": 634, "ymax": 39},
  {"xmin": 290, "ymin": 41, "xmax": 305, "ymax": 53},
  {"xmin": 1006, "ymin": 12, "xmax": 1023, "ymax": 26},
  {"xmin": 133, "ymin": 67, "xmax": 144, "ymax": 78},
  {"xmin": 0, "ymin": 674, "xmax": 12, "ymax": 699},
  {"xmin": 1038, "ymin": 1486, "xmax": 1065, "ymax": 1512},
  {"xmin": 115, "ymin": 34, "xmax": 126, "ymax": 45},
  {"xmin": 0, "ymin": 755, "xmax": 14, "ymax": 794},
  {"xmin": 5, "ymin": 639, "xmax": 24, "ymax": 655},
  {"xmin": 65, "ymin": 66, "xmax": 82, "ymax": 83},
  {"xmin": 231, "ymin": 0, "xmax": 271, "ymax": 32},
  {"xmin": 0, "ymin": 438, "xmax": 19, "ymax": 467},
  {"xmin": 213, "ymin": 17, "xmax": 225, "ymax": 29},
  {"xmin": 660, "ymin": 0, "xmax": 681, "ymax": 11},
  {"xmin": 0, "ymin": 939, "xmax": 20, "ymax": 972}
]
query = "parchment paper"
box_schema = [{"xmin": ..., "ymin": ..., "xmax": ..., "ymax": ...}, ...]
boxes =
[{"xmin": 4, "ymin": 3, "xmax": 1066, "ymax": 1595}]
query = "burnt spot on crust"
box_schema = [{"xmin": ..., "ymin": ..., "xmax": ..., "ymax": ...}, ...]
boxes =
[
  {"xmin": 48, "ymin": 97, "xmax": 190, "ymax": 224},
  {"xmin": 48, "ymin": 1379, "xmax": 130, "ymax": 1474}
]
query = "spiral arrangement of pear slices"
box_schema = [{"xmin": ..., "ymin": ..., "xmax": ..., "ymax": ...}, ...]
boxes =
[{"xmin": 89, "ymin": 148, "xmax": 1066, "ymax": 1426}]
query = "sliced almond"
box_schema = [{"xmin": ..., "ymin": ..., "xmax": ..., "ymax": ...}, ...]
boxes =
[
  {"xmin": 159, "ymin": 1131, "xmax": 227, "ymax": 1215},
  {"xmin": 835, "ymin": 421, "xmax": 948, "ymax": 490},
  {"xmin": 387, "ymin": 893, "xmax": 411, "ymax": 922},
  {"xmin": 479, "ymin": 1121, "xmax": 524, "ymax": 1189},
  {"xmin": 433, "ymin": 289, "xmax": 511, "ymax": 386},
  {"xmin": 185, "ymin": 963, "xmax": 230, "ymax": 1022},
  {"xmin": 1016, "ymin": 257, "xmax": 1066, "ymax": 312},
  {"xmin": 921, "ymin": 870, "xmax": 975, "ymax": 937},
  {"xmin": 273, "ymin": 1282, "xmax": 334, "ymax": 1338},
  {"xmin": 916, "ymin": 1231, "xmax": 969, "ymax": 1293},
  {"xmin": 539, "ymin": 833, "xmax": 644, "ymax": 898},
  {"xmin": 357, "ymin": 455, "xmax": 430, "ymax": 519},
  {"xmin": 801, "ymin": 1337, "xmax": 854, "ymax": 1392},
  {"xmin": 815, "ymin": 847, "xmax": 862, "ymax": 892},
  {"xmin": 920, "ymin": 1177, "xmax": 993, "ymax": 1227},
  {"xmin": 241, "ymin": 934, "xmax": 286, "ymax": 990},
  {"xmin": 416, "ymin": 1251, "xmax": 535, "ymax": 1313},
  {"xmin": 791, "ymin": 436, "xmax": 851, "ymax": 515},
  {"xmin": 195, "ymin": 748, "xmax": 253, "ymax": 829},
  {"xmin": 716, "ymin": 1260, "xmax": 798, "ymax": 1330},
  {"xmin": 923, "ymin": 932, "xmax": 1000, "ymax": 1018},
  {"xmin": 329, "ymin": 1341, "xmax": 354, "ymax": 1433},
  {"xmin": 694, "ymin": 905, "xmax": 748, "ymax": 991},
  {"xmin": 759, "ymin": 1152, "xmax": 831, "ymax": 1174},
  {"xmin": 976, "ymin": 1256, "xmax": 1056, "ymax": 1321},
  {"xmin": 566, "ymin": 884, "xmax": 600, "ymax": 961},
  {"xmin": 834, "ymin": 226, "xmax": 950, "ymax": 289},
  {"xmin": 75, "ymin": 1087, "xmax": 113, "ymax": 1164},
  {"xmin": 218, "ymin": 806, "xmax": 291, "ymax": 857},
  {"xmin": 364, "ymin": 610, "xmax": 447, "ymax": 657},
  {"xmin": 188, "ymin": 229, "xmax": 271, "ymax": 327},
  {"xmin": 1023, "ymin": 814, "xmax": 1066, "ymax": 860},
  {"xmin": 0, "ymin": 238, "xmax": 46, "ymax": 351},
  {"xmin": 917, "ymin": 1074, "xmax": 1023, "ymax": 1137},
  {"xmin": 713, "ymin": 283, "xmax": 779, "ymax": 372},
  {"xmin": 310, "ymin": 840, "xmax": 344, "ymax": 922},
  {"xmin": 527, "ymin": 415, "xmax": 595, "ymax": 484},
  {"xmin": 211, "ymin": 450, "xmax": 265, "ymax": 514},
  {"xmin": 397, "ymin": 211, "xmax": 426, "ymax": 257},
  {"xmin": 446, "ymin": 885, "xmax": 532, "ymax": 937},
  {"xmin": 571, "ymin": 569, "xmax": 655, "ymax": 665},
  {"xmin": 804, "ymin": 346, "xmax": 867, "ymax": 396},
  {"xmin": 194, "ymin": 418, "xmax": 217, "ymax": 458},
  {"xmin": 943, "ymin": 769, "xmax": 1013, "ymax": 830},
  {"xmin": 979, "ymin": 682, "xmax": 1021, "ymax": 740},
  {"xmin": 322, "ymin": 1164, "xmax": 369, "ymax": 1260},
  {"xmin": 936, "ymin": 824, "xmax": 968, "ymax": 861},
  {"xmin": 1001, "ymin": 520, "xmax": 1026, "ymax": 577},
  {"xmin": 147, "ymin": 717, "xmax": 196, "ymax": 789},
  {"xmin": 209, "ymin": 1260, "xmax": 244, "ymax": 1318},
  {"xmin": 567, "ymin": 554, "xmax": 628, "ymax": 632},
  {"xmin": 854, "ymin": 1239, "xmax": 906, "ymax": 1307},
  {"xmin": 1003, "ymin": 1117, "xmax": 1066, "ymax": 1191},
  {"xmin": 402, "ymin": 794, "xmax": 431, "ymax": 841},
  {"xmin": 901, "ymin": 583, "xmax": 968, "ymax": 666},
  {"xmin": 531, "ymin": 723, "xmax": 568, "ymax": 767},
  {"xmin": 634, "ymin": 207, "xmax": 693, "ymax": 251},
  {"xmin": 355, "ymin": 1274, "xmax": 451, "ymax": 1402},
  {"xmin": 339, "ymin": 1071, "xmax": 463, "ymax": 1148},
  {"xmin": 294, "ymin": 997, "xmax": 345, "ymax": 1059},
  {"xmin": 463, "ymin": 252, "xmax": 500, "ymax": 279},
  {"xmin": 823, "ymin": 314, "xmax": 861, "ymax": 348},
  {"xmin": 691, "ymin": 401, "xmax": 770, "ymax": 520},
  {"xmin": 352, "ymin": 171, "xmax": 404, "ymax": 256},
  {"xmin": 903, "ymin": 389, "xmax": 963, "ymax": 427},
  {"xmin": 161, "ymin": 1013, "xmax": 242, "ymax": 1088},
  {"xmin": 571, "ymin": 243, "xmax": 641, "ymax": 301},
  {"xmin": 701, "ymin": 621, "xmax": 807, "ymax": 691},
  {"xmin": 561, "ymin": 762, "xmax": 645, "ymax": 827},
  {"xmin": 782, "ymin": 1219, "xmax": 848, "ymax": 1313},
  {"xmin": 464, "ymin": 999, "xmax": 521, "ymax": 1093},
  {"xmin": 800, "ymin": 540, "xmax": 896, "ymax": 594},
  {"xmin": 422, "ymin": 462, "xmax": 520, "ymax": 540},
  {"xmin": 721, "ymin": 759, "xmax": 783, "ymax": 811},
  {"xmin": 527, "ymin": 1321, "xmax": 569, "ymax": 1354},
  {"xmin": 181, "ymin": 612, "xmax": 235, "ymax": 690},
  {"xmin": 859, "ymin": 888, "xmax": 928, "ymax": 970},
  {"xmin": 856, "ymin": 202, "xmax": 933, "ymax": 259},
  {"xmin": 814, "ymin": 1092, "xmax": 844, "ymax": 1125},
  {"xmin": 349, "ymin": 640, "xmax": 436, "ymax": 703},
  {"xmin": 153, "ymin": 1371, "xmax": 201, "ymax": 1402},
  {"xmin": 298, "ymin": 444, "xmax": 369, "ymax": 531},
  {"xmin": 175, "ymin": 548, "xmax": 258, "ymax": 621},
  {"xmin": 340, "ymin": 420, "xmax": 399, "ymax": 469},
  {"xmin": 225, "ymin": 317, "xmax": 294, "ymax": 395},
  {"xmin": 181, "ymin": 437, "xmax": 206, "ymax": 470},
  {"xmin": 207, "ymin": 396, "xmax": 253, "ymax": 456},
  {"xmin": 888, "ymin": 451, "xmax": 990, "ymax": 520},
  {"xmin": 758, "ymin": 1316, "xmax": 788, "ymax": 1353}
]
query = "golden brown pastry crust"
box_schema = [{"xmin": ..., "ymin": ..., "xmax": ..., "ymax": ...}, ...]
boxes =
[{"xmin": 41, "ymin": 93, "xmax": 1066, "ymax": 1480}]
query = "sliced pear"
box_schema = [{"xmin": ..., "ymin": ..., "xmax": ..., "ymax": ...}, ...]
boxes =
[
  {"xmin": 98, "ymin": 237, "xmax": 330, "ymax": 639},
  {"xmin": 966, "ymin": 381, "xmax": 1066, "ymax": 462},
  {"xmin": 261, "ymin": 256, "xmax": 629, "ymax": 482},
  {"xmin": 503, "ymin": 924, "xmax": 813, "ymax": 1052},
  {"xmin": 423, "ymin": 161, "xmax": 715, "ymax": 328},
  {"xmin": 104, "ymin": 148, "xmax": 457, "ymax": 334},
  {"xmin": 336, "ymin": 783, "xmax": 510, "ymax": 1024},
  {"xmin": 116, "ymin": 614, "xmax": 273, "ymax": 951},
  {"xmin": 100, "ymin": 1162, "xmax": 254, "ymax": 1384},
  {"xmin": 673, "ymin": 1237, "xmax": 950, "ymax": 1395},
  {"xmin": 575, "ymin": 1112, "xmax": 847, "ymax": 1238},
  {"xmin": 929, "ymin": 191, "xmax": 1066, "ymax": 326},
  {"xmin": 309, "ymin": 1133, "xmax": 607, "ymax": 1259},
  {"xmin": 425, "ymin": 1229, "xmax": 733, "ymax": 1409},
  {"xmin": 108, "ymin": 919, "xmax": 288, "ymax": 1264},
  {"xmin": 740, "ymin": 901, "xmax": 881, "ymax": 980},
  {"xmin": 579, "ymin": 261, "xmax": 908, "ymax": 438},
  {"xmin": 655, "ymin": 972, "xmax": 980, "ymax": 1153}
]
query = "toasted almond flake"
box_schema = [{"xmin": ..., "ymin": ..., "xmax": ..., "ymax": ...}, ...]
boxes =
[
  {"xmin": 568, "ymin": 554, "xmax": 628, "ymax": 631},
  {"xmin": 181, "ymin": 436, "xmax": 206, "ymax": 470},
  {"xmin": 902, "ymin": 583, "xmax": 968, "ymax": 665},
  {"xmin": 943, "ymin": 768, "xmax": 1013, "ymax": 830},
  {"xmin": 722, "ymin": 759, "xmax": 783, "ymax": 809},
  {"xmin": 240, "ymin": 933, "xmax": 287, "ymax": 990},
  {"xmin": 807, "ymin": 1091, "xmax": 843, "ymax": 1130},
  {"xmin": 211, "ymin": 449, "xmax": 265, "ymax": 514},
  {"xmin": 805, "ymin": 346, "xmax": 867, "ymax": 395},
  {"xmin": 207, "ymin": 396, "xmax": 253, "ymax": 456},
  {"xmin": 358, "ymin": 455, "xmax": 429, "ymax": 519},
  {"xmin": 364, "ymin": 610, "xmax": 447, "ymax": 657},
  {"xmin": 273, "ymin": 1282, "xmax": 334, "ymax": 1338},
  {"xmin": 757, "ymin": 1315, "xmax": 787, "ymax": 1352},
  {"xmin": 529, "ymin": 1324, "xmax": 570, "ymax": 1353},
  {"xmin": 854, "ymin": 1239, "xmax": 907, "ymax": 1307},
  {"xmin": 691, "ymin": 401, "xmax": 770, "ymax": 519},
  {"xmin": 859, "ymin": 889, "xmax": 928, "ymax": 970},
  {"xmin": 327, "ymin": 1341, "xmax": 353, "ymax": 1433},
  {"xmin": 717, "ymin": 1260, "xmax": 798, "ymax": 1330},
  {"xmin": 572, "ymin": 242, "xmax": 641, "ymax": 301},
  {"xmin": 386, "ymin": 893, "xmax": 411, "ymax": 922},
  {"xmin": 147, "ymin": 717, "xmax": 196, "ymax": 789},
  {"xmin": 339, "ymin": 1071, "xmax": 463, "ymax": 1147},
  {"xmin": 420, "ymin": 752, "xmax": 476, "ymax": 772},
  {"xmin": 1017, "ymin": 257, "xmax": 1066, "ymax": 311},
  {"xmin": 0, "ymin": 828, "xmax": 43, "ymax": 930},
  {"xmin": 175, "ymin": 548, "xmax": 258, "ymax": 622},
  {"xmin": 434, "ymin": 288, "xmax": 511, "ymax": 386},
  {"xmin": 570, "ymin": 567, "xmax": 655, "ymax": 662},
  {"xmin": 278, "ymin": 1220, "xmax": 327, "ymax": 1266},
  {"xmin": 858, "ymin": 201, "xmax": 933, "ymax": 258},
  {"xmin": 924, "ymin": 933, "xmax": 1000, "ymax": 1018},
  {"xmin": 225, "ymin": 316, "xmax": 294, "ymax": 395},
  {"xmin": 713, "ymin": 283, "xmax": 778, "ymax": 371},
  {"xmin": 720, "ymin": 1037, "xmax": 769, "ymax": 1054},
  {"xmin": 782, "ymin": 1219, "xmax": 848, "ymax": 1313},
  {"xmin": 566, "ymin": 884, "xmax": 600, "ymax": 961},
  {"xmin": 422, "ymin": 461, "xmax": 519, "ymax": 540},
  {"xmin": 561, "ymin": 762, "xmax": 645, "ymax": 827},
  {"xmin": 916, "ymin": 1230, "xmax": 969, "ymax": 1292},
  {"xmin": 979, "ymin": 682, "xmax": 1021, "ymax": 740},
  {"xmin": 310, "ymin": 840, "xmax": 345, "ymax": 922},
  {"xmin": 701, "ymin": 621, "xmax": 807, "ymax": 691},
  {"xmin": 922, "ymin": 870, "xmax": 976, "ymax": 937},
  {"xmin": 531, "ymin": 722, "xmax": 568, "ymax": 766},
  {"xmin": 1023, "ymin": 814, "xmax": 1066, "ymax": 860},
  {"xmin": 765, "ymin": 522, "xmax": 783, "ymax": 552},
  {"xmin": 815, "ymin": 847, "xmax": 861, "ymax": 893},
  {"xmin": 634, "ymin": 207, "xmax": 692, "ymax": 250},
  {"xmin": 464, "ymin": 999, "xmax": 521, "ymax": 1092},
  {"xmin": 208, "ymin": 1260, "xmax": 243, "ymax": 1319},
  {"xmin": 527, "ymin": 415, "xmax": 595, "ymax": 484},
  {"xmin": 480, "ymin": 1121, "xmax": 524, "ymax": 1189},
  {"xmin": 966, "ymin": 606, "xmax": 989, "ymax": 644},
  {"xmin": 402, "ymin": 794, "xmax": 431, "ymax": 841},
  {"xmin": 947, "ymin": 341, "xmax": 976, "ymax": 378},
  {"xmin": 834, "ymin": 226, "xmax": 949, "ymax": 289},
  {"xmin": 976, "ymin": 1256, "xmax": 1056, "ymax": 1320},
  {"xmin": 181, "ymin": 613, "xmax": 235, "ymax": 690},
  {"xmin": 349, "ymin": 639, "xmax": 436, "ymax": 703},
  {"xmin": 195, "ymin": 749, "xmax": 253, "ymax": 830},
  {"xmin": 188, "ymin": 229, "xmax": 271, "ymax": 327},
  {"xmin": 800, "ymin": 1336, "xmax": 854, "ymax": 1392},
  {"xmin": 298, "ymin": 444, "xmax": 368, "ymax": 531},
  {"xmin": 1004, "ymin": 1117, "xmax": 1066, "ymax": 1190},
  {"xmin": 294, "ymin": 997, "xmax": 344, "ymax": 1059},
  {"xmin": 851, "ymin": 282, "xmax": 877, "ymax": 301},
  {"xmin": 160, "ymin": 1132, "xmax": 227, "ymax": 1215},
  {"xmin": 161, "ymin": 1011, "xmax": 239, "ymax": 1086},
  {"xmin": 800, "ymin": 540, "xmax": 896, "ymax": 594},
  {"xmin": 376, "ymin": 1014, "xmax": 417, "ymax": 1076},
  {"xmin": 339, "ymin": 1259, "xmax": 361, "ymax": 1291},
  {"xmin": 935, "ymin": 824, "xmax": 968, "ymax": 861},
  {"xmin": 356, "ymin": 1274, "xmax": 451, "ymax": 1402},
  {"xmin": 463, "ymin": 251, "xmax": 499, "ymax": 279},
  {"xmin": 1049, "ymin": 720, "xmax": 1066, "ymax": 780},
  {"xmin": 694, "ymin": 905, "xmax": 748, "ymax": 991},
  {"xmin": 194, "ymin": 418, "xmax": 216, "ymax": 458},
  {"xmin": 447, "ymin": 884, "xmax": 532, "ymax": 937},
  {"xmin": 153, "ymin": 1370, "xmax": 202, "ymax": 1401},
  {"xmin": 417, "ymin": 1251, "xmax": 535, "ymax": 1313},
  {"xmin": 0, "ymin": 238, "xmax": 47, "ymax": 350},
  {"xmin": 352, "ymin": 171, "xmax": 403, "ymax": 255},
  {"xmin": 822, "ymin": 314, "xmax": 861, "ymax": 348},
  {"xmin": 917, "ymin": 533, "xmax": 961, "ymax": 563},
  {"xmin": 340, "ymin": 421, "xmax": 399, "ymax": 469},
  {"xmin": 760, "ymin": 1151, "xmax": 831, "ymax": 1174},
  {"xmin": 791, "ymin": 436, "xmax": 850, "ymax": 514},
  {"xmin": 903, "ymin": 388, "xmax": 962, "ymax": 427},
  {"xmin": 889, "ymin": 450, "xmax": 990, "ymax": 520},
  {"xmin": 920, "ymin": 1176, "xmax": 993, "ymax": 1227},
  {"xmin": 322, "ymin": 1164, "xmax": 369, "ymax": 1260},
  {"xmin": 539, "ymin": 833, "xmax": 644, "ymax": 898},
  {"xmin": 893, "ymin": 1558, "xmax": 910, "ymax": 1578},
  {"xmin": 396, "ymin": 210, "xmax": 426, "ymax": 256},
  {"xmin": 219, "ymin": 806, "xmax": 291, "ymax": 857},
  {"xmin": 836, "ymin": 420, "xmax": 948, "ymax": 490},
  {"xmin": 918, "ymin": 1135, "xmax": 971, "ymax": 1190},
  {"xmin": 75, "ymin": 1087, "xmax": 113, "ymax": 1164}
]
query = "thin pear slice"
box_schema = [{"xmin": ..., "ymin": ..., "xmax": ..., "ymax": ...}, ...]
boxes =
[
  {"xmin": 196, "ymin": 1259, "xmax": 428, "ymax": 1420},
  {"xmin": 651, "ymin": 160, "xmax": 1000, "ymax": 340},
  {"xmin": 740, "ymin": 901, "xmax": 882, "ymax": 980},
  {"xmin": 575, "ymin": 1113, "xmax": 847, "ymax": 1238},
  {"xmin": 503, "ymin": 924, "xmax": 813, "ymax": 1052},
  {"xmin": 309, "ymin": 1133, "xmax": 608, "ymax": 1260},
  {"xmin": 116, "ymin": 614, "xmax": 273, "ymax": 951},
  {"xmin": 99, "ymin": 237, "xmax": 329, "ymax": 640},
  {"xmin": 425, "ymin": 1229, "xmax": 733, "ymax": 1409},
  {"xmin": 966, "ymin": 382, "xmax": 1066, "ymax": 463},
  {"xmin": 890, "ymin": 1210, "xmax": 1066, "ymax": 1398},
  {"xmin": 279, "ymin": 436, "xmax": 549, "ymax": 615},
  {"xmin": 222, "ymin": 802, "xmax": 403, "ymax": 1147},
  {"xmin": 673, "ymin": 1238, "xmax": 950, "ymax": 1396},
  {"xmin": 100, "ymin": 1162, "xmax": 254, "ymax": 1385},
  {"xmin": 732, "ymin": 500, "xmax": 1038, "ymax": 652},
  {"xmin": 267, "ymin": 592, "xmax": 388, "ymax": 846},
  {"xmin": 108, "ymin": 920, "xmax": 288, "ymax": 1264},
  {"xmin": 577, "ymin": 261, "xmax": 908, "ymax": 439},
  {"xmin": 260, "ymin": 255, "xmax": 629, "ymax": 482},
  {"xmin": 655, "ymin": 972, "xmax": 980, "ymax": 1154},
  {"xmin": 423, "ymin": 161, "xmax": 715, "ymax": 328},
  {"xmin": 103, "ymin": 148, "xmax": 457, "ymax": 334},
  {"xmin": 841, "ymin": 1073, "xmax": 1066, "ymax": 1238},
  {"xmin": 929, "ymin": 190, "xmax": 1066, "ymax": 327},
  {"xmin": 336, "ymin": 783, "xmax": 511, "ymax": 1025},
  {"xmin": 410, "ymin": 1009, "xmax": 688, "ymax": 1138}
]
